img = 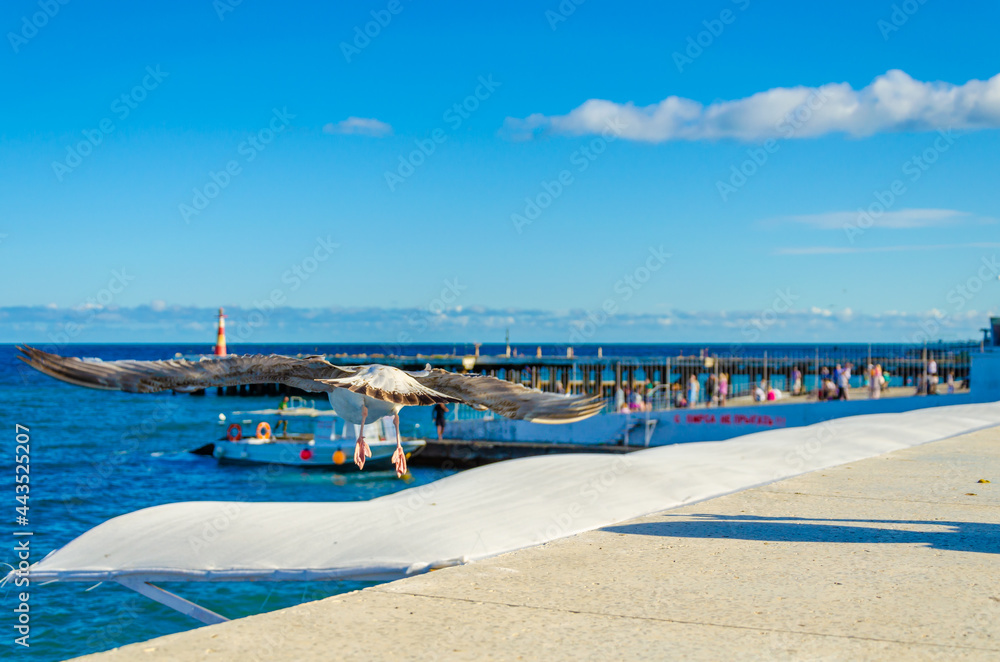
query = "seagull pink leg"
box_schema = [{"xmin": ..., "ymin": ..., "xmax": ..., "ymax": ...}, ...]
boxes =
[
  {"xmin": 354, "ymin": 403, "xmax": 371, "ymax": 470},
  {"xmin": 391, "ymin": 413, "xmax": 407, "ymax": 478}
]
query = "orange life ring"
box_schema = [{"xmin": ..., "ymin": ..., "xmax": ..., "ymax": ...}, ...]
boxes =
[
  {"xmin": 256, "ymin": 422, "xmax": 271, "ymax": 439},
  {"xmin": 332, "ymin": 449, "xmax": 346, "ymax": 465},
  {"xmin": 226, "ymin": 424, "xmax": 242, "ymax": 441}
]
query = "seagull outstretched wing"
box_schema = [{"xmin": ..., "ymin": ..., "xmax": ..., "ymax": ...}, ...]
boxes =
[
  {"xmin": 16, "ymin": 345, "xmax": 351, "ymax": 394},
  {"xmin": 412, "ymin": 368, "xmax": 605, "ymax": 423},
  {"xmin": 18, "ymin": 346, "xmax": 606, "ymax": 423}
]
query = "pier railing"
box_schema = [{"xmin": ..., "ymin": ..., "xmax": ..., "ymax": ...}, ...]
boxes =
[
  {"xmin": 437, "ymin": 342, "xmax": 979, "ymax": 420},
  {"xmin": 206, "ymin": 341, "xmax": 981, "ymax": 409}
]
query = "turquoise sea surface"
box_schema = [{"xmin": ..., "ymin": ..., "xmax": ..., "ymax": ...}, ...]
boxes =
[{"xmin": 1, "ymin": 344, "xmax": 461, "ymax": 661}]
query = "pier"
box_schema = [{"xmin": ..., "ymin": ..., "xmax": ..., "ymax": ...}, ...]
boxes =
[
  {"xmin": 411, "ymin": 438, "xmax": 636, "ymax": 469},
  {"xmin": 203, "ymin": 342, "xmax": 980, "ymax": 403}
]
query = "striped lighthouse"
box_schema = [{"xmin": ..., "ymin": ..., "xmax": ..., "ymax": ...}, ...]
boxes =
[{"xmin": 214, "ymin": 307, "xmax": 227, "ymax": 356}]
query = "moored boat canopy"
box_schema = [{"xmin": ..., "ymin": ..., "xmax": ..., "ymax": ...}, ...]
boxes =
[{"xmin": 230, "ymin": 407, "xmax": 337, "ymax": 417}]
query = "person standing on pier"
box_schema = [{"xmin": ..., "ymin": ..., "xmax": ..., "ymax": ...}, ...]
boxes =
[
  {"xmin": 432, "ymin": 402, "xmax": 449, "ymax": 440},
  {"xmin": 706, "ymin": 374, "xmax": 718, "ymax": 407},
  {"xmin": 619, "ymin": 386, "xmax": 633, "ymax": 412},
  {"xmin": 818, "ymin": 366, "xmax": 830, "ymax": 399},
  {"xmin": 687, "ymin": 374, "xmax": 700, "ymax": 408},
  {"xmin": 718, "ymin": 373, "xmax": 729, "ymax": 407},
  {"xmin": 868, "ymin": 364, "xmax": 882, "ymax": 399},
  {"xmin": 791, "ymin": 367, "xmax": 802, "ymax": 396},
  {"xmin": 838, "ymin": 363, "xmax": 851, "ymax": 400},
  {"xmin": 629, "ymin": 388, "xmax": 644, "ymax": 411},
  {"xmin": 275, "ymin": 395, "xmax": 290, "ymax": 436},
  {"xmin": 927, "ymin": 357, "xmax": 939, "ymax": 395}
]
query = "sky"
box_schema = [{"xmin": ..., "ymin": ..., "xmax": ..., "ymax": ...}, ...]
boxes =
[{"xmin": 1, "ymin": 0, "xmax": 999, "ymax": 344}]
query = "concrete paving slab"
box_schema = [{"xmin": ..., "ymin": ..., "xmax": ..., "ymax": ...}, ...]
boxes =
[
  {"xmin": 72, "ymin": 590, "xmax": 993, "ymax": 662},
  {"xmin": 385, "ymin": 493, "xmax": 999, "ymax": 647},
  {"xmin": 760, "ymin": 429, "xmax": 997, "ymax": 507},
  {"xmin": 70, "ymin": 428, "xmax": 1000, "ymax": 661}
]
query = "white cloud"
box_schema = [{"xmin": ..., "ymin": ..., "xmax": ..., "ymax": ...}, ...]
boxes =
[
  {"xmin": 774, "ymin": 208, "xmax": 971, "ymax": 230},
  {"xmin": 774, "ymin": 242, "xmax": 1000, "ymax": 256},
  {"xmin": 323, "ymin": 117, "xmax": 393, "ymax": 137},
  {"xmin": 2, "ymin": 304, "xmax": 992, "ymax": 343},
  {"xmin": 502, "ymin": 70, "xmax": 1000, "ymax": 143}
]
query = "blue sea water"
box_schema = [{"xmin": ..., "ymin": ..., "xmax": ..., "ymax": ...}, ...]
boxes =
[
  {"xmin": 0, "ymin": 341, "xmax": 972, "ymax": 660},
  {"xmin": 1, "ymin": 344, "xmax": 461, "ymax": 661}
]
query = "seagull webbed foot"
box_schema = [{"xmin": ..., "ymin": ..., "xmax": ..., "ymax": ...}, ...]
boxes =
[
  {"xmin": 391, "ymin": 442, "xmax": 407, "ymax": 478},
  {"xmin": 354, "ymin": 436, "xmax": 372, "ymax": 470}
]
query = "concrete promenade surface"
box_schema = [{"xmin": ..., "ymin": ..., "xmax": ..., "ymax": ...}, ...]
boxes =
[{"xmin": 75, "ymin": 429, "xmax": 999, "ymax": 661}]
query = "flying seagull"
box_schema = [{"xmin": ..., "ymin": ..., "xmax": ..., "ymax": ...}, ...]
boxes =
[{"xmin": 17, "ymin": 346, "xmax": 604, "ymax": 477}]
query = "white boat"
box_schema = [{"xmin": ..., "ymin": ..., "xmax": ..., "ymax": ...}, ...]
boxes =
[{"xmin": 195, "ymin": 400, "xmax": 425, "ymax": 472}]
